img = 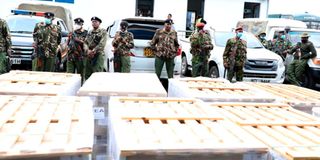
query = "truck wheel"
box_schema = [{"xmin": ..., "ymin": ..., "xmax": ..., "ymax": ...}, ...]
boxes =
[
  {"xmin": 209, "ymin": 65, "xmax": 219, "ymax": 78},
  {"xmin": 181, "ymin": 56, "xmax": 190, "ymax": 76}
]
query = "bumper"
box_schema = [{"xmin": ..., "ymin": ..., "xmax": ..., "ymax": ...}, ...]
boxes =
[{"xmin": 310, "ymin": 67, "xmax": 320, "ymax": 82}]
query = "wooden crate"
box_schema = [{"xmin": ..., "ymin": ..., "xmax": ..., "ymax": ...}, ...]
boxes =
[
  {"xmin": 239, "ymin": 82, "xmax": 320, "ymax": 114},
  {"xmin": 0, "ymin": 96, "xmax": 94, "ymax": 159},
  {"xmin": 0, "ymin": 70, "xmax": 81, "ymax": 96},
  {"xmin": 168, "ymin": 78, "xmax": 276, "ymax": 102},
  {"xmin": 242, "ymin": 125, "xmax": 320, "ymax": 160},
  {"xmin": 108, "ymin": 97, "xmax": 268, "ymax": 160},
  {"xmin": 207, "ymin": 102, "xmax": 320, "ymax": 126}
]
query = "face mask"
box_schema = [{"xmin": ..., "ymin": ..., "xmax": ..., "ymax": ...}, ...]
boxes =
[
  {"xmin": 260, "ymin": 36, "xmax": 265, "ymax": 39},
  {"xmin": 301, "ymin": 39, "xmax": 308, "ymax": 43},
  {"xmin": 237, "ymin": 32, "xmax": 243, "ymax": 38},
  {"xmin": 74, "ymin": 24, "xmax": 81, "ymax": 30},
  {"xmin": 45, "ymin": 18, "xmax": 52, "ymax": 25},
  {"xmin": 281, "ymin": 35, "xmax": 286, "ymax": 39}
]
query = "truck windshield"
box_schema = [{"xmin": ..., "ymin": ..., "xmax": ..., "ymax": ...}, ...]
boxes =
[
  {"xmin": 289, "ymin": 31, "xmax": 320, "ymax": 48},
  {"xmin": 214, "ymin": 32, "xmax": 263, "ymax": 48},
  {"xmin": 7, "ymin": 17, "xmax": 42, "ymax": 34}
]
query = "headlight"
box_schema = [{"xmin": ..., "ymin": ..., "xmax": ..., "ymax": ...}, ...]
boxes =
[
  {"xmin": 313, "ymin": 58, "xmax": 320, "ymax": 65},
  {"xmin": 278, "ymin": 59, "xmax": 285, "ymax": 68}
]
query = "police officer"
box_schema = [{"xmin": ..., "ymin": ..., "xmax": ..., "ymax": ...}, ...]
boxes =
[
  {"xmin": 223, "ymin": 26, "xmax": 247, "ymax": 82},
  {"xmin": 271, "ymin": 31, "xmax": 292, "ymax": 60},
  {"xmin": 67, "ymin": 18, "xmax": 88, "ymax": 83},
  {"xmin": 33, "ymin": 12, "xmax": 62, "ymax": 72},
  {"xmin": 84, "ymin": 16, "xmax": 107, "ymax": 80},
  {"xmin": 257, "ymin": 32, "xmax": 268, "ymax": 49},
  {"xmin": 287, "ymin": 32, "xmax": 317, "ymax": 86},
  {"xmin": 150, "ymin": 19, "xmax": 179, "ymax": 79},
  {"xmin": 112, "ymin": 21, "xmax": 134, "ymax": 73},
  {"xmin": 189, "ymin": 22, "xmax": 213, "ymax": 77},
  {"xmin": 0, "ymin": 18, "xmax": 11, "ymax": 74}
]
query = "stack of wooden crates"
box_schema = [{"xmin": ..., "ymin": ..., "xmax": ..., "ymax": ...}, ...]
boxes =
[{"xmin": 0, "ymin": 71, "xmax": 93, "ymax": 159}]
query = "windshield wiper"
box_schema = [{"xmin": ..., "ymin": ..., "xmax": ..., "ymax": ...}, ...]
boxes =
[
  {"xmin": 11, "ymin": 31, "xmax": 31, "ymax": 34},
  {"xmin": 252, "ymin": 46, "xmax": 263, "ymax": 49}
]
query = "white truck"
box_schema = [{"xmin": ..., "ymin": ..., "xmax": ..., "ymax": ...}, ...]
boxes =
[
  {"xmin": 180, "ymin": 29, "xmax": 285, "ymax": 83},
  {"xmin": 105, "ymin": 17, "xmax": 182, "ymax": 78},
  {"xmin": 237, "ymin": 18, "xmax": 319, "ymax": 88}
]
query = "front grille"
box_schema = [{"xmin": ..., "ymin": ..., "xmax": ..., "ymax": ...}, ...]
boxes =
[
  {"xmin": 245, "ymin": 60, "xmax": 277, "ymax": 71},
  {"xmin": 244, "ymin": 72, "xmax": 277, "ymax": 78},
  {"xmin": 11, "ymin": 45, "xmax": 33, "ymax": 59}
]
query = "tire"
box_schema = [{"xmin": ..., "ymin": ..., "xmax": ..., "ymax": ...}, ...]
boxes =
[
  {"xmin": 208, "ymin": 65, "xmax": 219, "ymax": 78},
  {"xmin": 181, "ymin": 56, "xmax": 191, "ymax": 76}
]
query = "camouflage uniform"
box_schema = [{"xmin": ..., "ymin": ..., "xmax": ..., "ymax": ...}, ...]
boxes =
[
  {"xmin": 189, "ymin": 30, "xmax": 213, "ymax": 77},
  {"xmin": 287, "ymin": 41, "xmax": 317, "ymax": 86},
  {"xmin": 150, "ymin": 29, "xmax": 179, "ymax": 78},
  {"xmin": 271, "ymin": 39, "xmax": 292, "ymax": 60},
  {"xmin": 0, "ymin": 19, "xmax": 11, "ymax": 74},
  {"xmin": 33, "ymin": 22, "xmax": 61, "ymax": 72},
  {"xmin": 67, "ymin": 29, "xmax": 88, "ymax": 82},
  {"xmin": 223, "ymin": 38, "xmax": 247, "ymax": 82},
  {"xmin": 112, "ymin": 31, "xmax": 134, "ymax": 73},
  {"xmin": 258, "ymin": 37, "xmax": 269, "ymax": 49},
  {"xmin": 84, "ymin": 28, "xmax": 107, "ymax": 80}
]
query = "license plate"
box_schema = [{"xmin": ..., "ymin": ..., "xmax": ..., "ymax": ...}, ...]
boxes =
[
  {"xmin": 144, "ymin": 47, "xmax": 154, "ymax": 57},
  {"xmin": 10, "ymin": 58, "xmax": 21, "ymax": 64},
  {"xmin": 251, "ymin": 79, "xmax": 270, "ymax": 83}
]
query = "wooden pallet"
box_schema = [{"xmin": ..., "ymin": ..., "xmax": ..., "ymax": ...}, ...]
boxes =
[
  {"xmin": 242, "ymin": 125, "xmax": 320, "ymax": 160},
  {"xmin": 168, "ymin": 78, "xmax": 276, "ymax": 102},
  {"xmin": 0, "ymin": 96, "xmax": 93, "ymax": 159},
  {"xmin": 77, "ymin": 72, "xmax": 167, "ymax": 97},
  {"xmin": 109, "ymin": 97, "xmax": 223, "ymax": 120},
  {"xmin": 177, "ymin": 77, "xmax": 230, "ymax": 88},
  {"xmin": 108, "ymin": 97, "xmax": 267, "ymax": 160},
  {"xmin": 0, "ymin": 70, "xmax": 81, "ymax": 96},
  {"xmin": 240, "ymin": 82, "xmax": 320, "ymax": 113},
  {"xmin": 207, "ymin": 102, "xmax": 320, "ymax": 126}
]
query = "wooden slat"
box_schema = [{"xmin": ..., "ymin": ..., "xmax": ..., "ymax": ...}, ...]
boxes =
[
  {"xmin": 0, "ymin": 71, "xmax": 80, "ymax": 96},
  {"xmin": 0, "ymin": 96, "xmax": 93, "ymax": 159}
]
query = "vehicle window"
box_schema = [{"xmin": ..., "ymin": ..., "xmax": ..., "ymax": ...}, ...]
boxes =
[
  {"xmin": 214, "ymin": 32, "xmax": 263, "ymax": 48},
  {"xmin": 109, "ymin": 20, "xmax": 164, "ymax": 40},
  {"xmin": 58, "ymin": 20, "xmax": 68, "ymax": 32},
  {"xmin": 128, "ymin": 24, "xmax": 162, "ymax": 40},
  {"xmin": 289, "ymin": 31, "xmax": 320, "ymax": 47},
  {"xmin": 7, "ymin": 17, "xmax": 42, "ymax": 34}
]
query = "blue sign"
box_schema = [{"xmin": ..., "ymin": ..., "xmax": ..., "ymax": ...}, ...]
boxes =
[{"xmin": 38, "ymin": 0, "xmax": 74, "ymax": 4}]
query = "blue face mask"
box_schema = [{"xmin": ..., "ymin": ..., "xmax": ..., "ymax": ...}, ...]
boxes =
[
  {"xmin": 281, "ymin": 35, "xmax": 286, "ymax": 39},
  {"xmin": 237, "ymin": 32, "xmax": 243, "ymax": 38},
  {"xmin": 45, "ymin": 18, "xmax": 52, "ymax": 25}
]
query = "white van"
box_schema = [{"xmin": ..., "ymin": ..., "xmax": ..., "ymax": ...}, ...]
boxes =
[
  {"xmin": 105, "ymin": 18, "xmax": 182, "ymax": 78},
  {"xmin": 180, "ymin": 29, "xmax": 285, "ymax": 83}
]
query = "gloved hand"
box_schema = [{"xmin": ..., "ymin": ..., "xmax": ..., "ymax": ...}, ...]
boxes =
[
  {"xmin": 223, "ymin": 62, "xmax": 229, "ymax": 69},
  {"xmin": 7, "ymin": 48, "xmax": 12, "ymax": 56}
]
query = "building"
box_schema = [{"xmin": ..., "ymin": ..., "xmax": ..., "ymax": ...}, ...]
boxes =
[{"xmin": 0, "ymin": 0, "xmax": 269, "ymax": 31}]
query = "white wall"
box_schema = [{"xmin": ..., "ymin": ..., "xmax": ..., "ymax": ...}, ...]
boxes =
[
  {"xmin": 153, "ymin": 0, "xmax": 188, "ymax": 31},
  {"xmin": 204, "ymin": 0, "xmax": 268, "ymax": 31}
]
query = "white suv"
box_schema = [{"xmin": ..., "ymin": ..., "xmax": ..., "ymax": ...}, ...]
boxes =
[
  {"xmin": 180, "ymin": 30, "xmax": 285, "ymax": 83},
  {"xmin": 105, "ymin": 17, "xmax": 182, "ymax": 78}
]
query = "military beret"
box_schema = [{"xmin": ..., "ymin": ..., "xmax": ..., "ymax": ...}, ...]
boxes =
[
  {"xmin": 74, "ymin": 17, "xmax": 84, "ymax": 24},
  {"xmin": 196, "ymin": 22, "xmax": 205, "ymax": 28},
  {"xmin": 44, "ymin": 12, "xmax": 54, "ymax": 18},
  {"xmin": 235, "ymin": 26, "xmax": 243, "ymax": 32},
  {"xmin": 91, "ymin": 16, "xmax": 102, "ymax": 23},
  {"xmin": 164, "ymin": 19, "xmax": 173, "ymax": 25},
  {"xmin": 278, "ymin": 30, "xmax": 285, "ymax": 34},
  {"xmin": 200, "ymin": 19, "xmax": 207, "ymax": 24}
]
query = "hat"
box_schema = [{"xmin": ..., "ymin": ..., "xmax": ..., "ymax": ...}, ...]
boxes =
[
  {"xmin": 301, "ymin": 32, "xmax": 310, "ymax": 38},
  {"xmin": 278, "ymin": 30, "xmax": 285, "ymax": 34},
  {"xmin": 164, "ymin": 19, "xmax": 173, "ymax": 25},
  {"xmin": 44, "ymin": 12, "xmax": 54, "ymax": 18},
  {"xmin": 200, "ymin": 19, "xmax": 207, "ymax": 24},
  {"xmin": 120, "ymin": 21, "xmax": 129, "ymax": 29},
  {"xmin": 91, "ymin": 16, "xmax": 102, "ymax": 23},
  {"xmin": 196, "ymin": 22, "xmax": 205, "ymax": 28},
  {"xmin": 235, "ymin": 26, "xmax": 243, "ymax": 32},
  {"xmin": 74, "ymin": 17, "xmax": 84, "ymax": 24},
  {"xmin": 258, "ymin": 32, "xmax": 266, "ymax": 36}
]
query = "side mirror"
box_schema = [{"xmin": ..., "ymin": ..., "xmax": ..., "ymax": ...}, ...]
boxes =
[{"xmin": 61, "ymin": 31, "xmax": 69, "ymax": 37}]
